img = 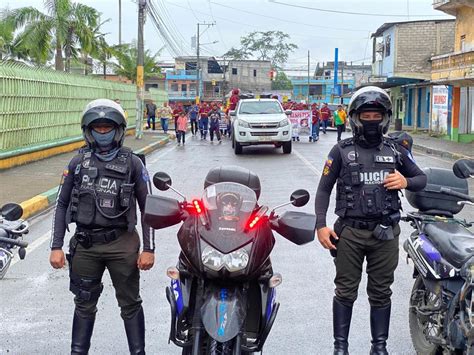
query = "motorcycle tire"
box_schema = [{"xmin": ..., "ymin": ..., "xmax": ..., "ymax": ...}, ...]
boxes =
[{"xmin": 408, "ymin": 275, "xmax": 443, "ymax": 355}]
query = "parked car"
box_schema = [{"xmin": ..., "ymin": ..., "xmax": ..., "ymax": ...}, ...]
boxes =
[{"xmin": 230, "ymin": 99, "xmax": 292, "ymax": 155}]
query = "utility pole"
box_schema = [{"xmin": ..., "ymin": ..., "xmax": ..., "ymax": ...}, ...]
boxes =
[
  {"xmin": 333, "ymin": 48, "xmax": 339, "ymax": 103},
  {"xmin": 136, "ymin": 0, "xmax": 146, "ymax": 139},
  {"xmin": 119, "ymin": 0, "xmax": 122, "ymax": 45},
  {"xmin": 340, "ymin": 61, "xmax": 344, "ymax": 105},
  {"xmin": 307, "ymin": 50, "xmax": 310, "ymax": 105},
  {"xmin": 196, "ymin": 22, "xmax": 215, "ymax": 102}
]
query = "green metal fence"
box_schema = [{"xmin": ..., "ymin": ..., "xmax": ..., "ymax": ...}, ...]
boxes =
[{"xmin": 0, "ymin": 62, "xmax": 167, "ymax": 152}]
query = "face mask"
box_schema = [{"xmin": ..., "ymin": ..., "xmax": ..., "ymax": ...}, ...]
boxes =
[
  {"xmin": 91, "ymin": 129, "xmax": 116, "ymax": 149},
  {"xmin": 360, "ymin": 119, "xmax": 382, "ymax": 144}
]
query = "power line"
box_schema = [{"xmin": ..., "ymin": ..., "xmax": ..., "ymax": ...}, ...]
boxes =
[
  {"xmin": 268, "ymin": 0, "xmax": 447, "ymax": 17},
  {"xmin": 155, "ymin": 0, "xmax": 192, "ymax": 55},
  {"xmin": 210, "ymin": 1, "xmax": 370, "ymax": 32},
  {"xmin": 208, "ymin": 0, "xmax": 229, "ymax": 50}
]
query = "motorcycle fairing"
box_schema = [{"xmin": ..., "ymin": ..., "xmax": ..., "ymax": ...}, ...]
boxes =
[
  {"xmin": 265, "ymin": 288, "xmax": 276, "ymax": 322},
  {"xmin": 201, "ymin": 286, "xmax": 246, "ymax": 343},
  {"xmin": 171, "ymin": 279, "xmax": 184, "ymax": 315},
  {"xmin": 406, "ymin": 233, "xmax": 457, "ymax": 280}
]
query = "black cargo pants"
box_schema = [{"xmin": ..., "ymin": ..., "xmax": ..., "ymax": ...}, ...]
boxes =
[
  {"xmin": 69, "ymin": 230, "xmax": 142, "ymax": 320},
  {"xmin": 333, "ymin": 220, "xmax": 400, "ymax": 308}
]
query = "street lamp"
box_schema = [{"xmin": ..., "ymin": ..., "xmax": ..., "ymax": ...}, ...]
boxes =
[{"xmin": 196, "ymin": 22, "xmax": 215, "ymax": 102}]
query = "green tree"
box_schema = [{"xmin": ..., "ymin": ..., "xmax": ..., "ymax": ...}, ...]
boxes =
[
  {"xmin": 112, "ymin": 42, "xmax": 163, "ymax": 83},
  {"xmin": 223, "ymin": 47, "xmax": 250, "ymax": 61},
  {"xmin": 3, "ymin": 0, "xmax": 103, "ymax": 71},
  {"xmin": 271, "ymin": 72, "xmax": 293, "ymax": 90},
  {"xmin": 226, "ymin": 31, "xmax": 297, "ymax": 69}
]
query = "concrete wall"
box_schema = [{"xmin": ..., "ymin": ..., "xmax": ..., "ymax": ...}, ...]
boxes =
[
  {"xmin": 395, "ymin": 21, "xmax": 455, "ymax": 79},
  {"xmin": 226, "ymin": 61, "xmax": 272, "ymax": 93},
  {"xmin": 455, "ymin": 6, "xmax": 474, "ymax": 51}
]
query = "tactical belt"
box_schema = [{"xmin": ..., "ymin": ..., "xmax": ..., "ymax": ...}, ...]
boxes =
[
  {"xmin": 340, "ymin": 218, "xmax": 380, "ymax": 231},
  {"xmin": 75, "ymin": 227, "xmax": 127, "ymax": 247}
]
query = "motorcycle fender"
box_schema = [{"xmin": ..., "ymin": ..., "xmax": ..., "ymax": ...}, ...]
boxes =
[{"xmin": 201, "ymin": 287, "xmax": 246, "ymax": 343}]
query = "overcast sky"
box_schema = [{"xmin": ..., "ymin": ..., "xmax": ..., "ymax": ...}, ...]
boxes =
[{"xmin": 3, "ymin": 0, "xmax": 452, "ymax": 70}]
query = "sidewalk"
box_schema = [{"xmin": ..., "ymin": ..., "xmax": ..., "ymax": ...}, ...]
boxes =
[
  {"xmin": 409, "ymin": 132, "xmax": 473, "ymax": 160},
  {"xmin": 0, "ymin": 131, "xmax": 170, "ymax": 218}
]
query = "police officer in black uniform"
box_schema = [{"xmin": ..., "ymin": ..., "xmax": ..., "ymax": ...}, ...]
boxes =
[
  {"xmin": 49, "ymin": 99, "xmax": 155, "ymax": 354},
  {"xmin": 315, "ymin": 87, "xmax": 427, "ymax": 355}
]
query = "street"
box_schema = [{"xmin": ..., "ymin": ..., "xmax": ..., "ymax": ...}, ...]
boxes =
[{"xmin": 1, "ymin": 131, "xmax": 473, "ymax": 355}]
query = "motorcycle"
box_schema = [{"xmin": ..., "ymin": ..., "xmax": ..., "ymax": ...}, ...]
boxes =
[
  {"xmin": 0, "ymin": 203, "xmax": 29, "ymax": 279},
  {"xmin": 403, "ymin": 158, "xmax": 474, "ymax": 354},
  {"xmin": 144, "ymin": 166, "xmax": 315, "ymax": 354}
]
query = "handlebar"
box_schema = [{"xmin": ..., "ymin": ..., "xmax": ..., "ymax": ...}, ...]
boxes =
[
  {"xmin": 0, "ymin": 236, "xmax": 28, "ymax": 248},
  {"xmin": 439, "ymin": 187, "xmax": 474, "ymax": 203}
]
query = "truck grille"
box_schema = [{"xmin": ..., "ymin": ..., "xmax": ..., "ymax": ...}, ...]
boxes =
[
  {"xmin": 250, "ymin": 132, "xmax": 278, "ymax": 136},
  {"xmin": 249, "ymin": 123, "xmax": 279, "ymax": 129}
]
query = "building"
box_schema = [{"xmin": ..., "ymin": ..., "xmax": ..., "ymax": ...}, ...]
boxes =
[
  {"xmin": 290, "ymin": 62, "xmax": 371, "ymax": 104},
  {"xmin": 166, "ymin": 56, "xmax": 272, "ymax": 103},
  {"xmin": 431, "ymin": 0, "xmax": 474, "ymax": 143},
  {"xmin": 371, "ymin": 19, "xmax": 455, "ymax": 129}
]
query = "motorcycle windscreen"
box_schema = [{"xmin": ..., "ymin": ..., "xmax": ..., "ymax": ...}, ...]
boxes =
[
  {"xmin": 199, "ymin": 182, "xmax": 257, "ymax": 254},
  {"xmin": 201, "ymin": 286, "xmax": 246, "ymax": 343}
]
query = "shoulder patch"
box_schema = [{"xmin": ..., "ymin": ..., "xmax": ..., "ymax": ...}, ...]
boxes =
[
  {"xmin": 323, "ymin": 156, "xmax": 334, "ymax": 176},
  {"xmin": 142, "ymin": 167, "xmax": 150, "ymax": 182}
]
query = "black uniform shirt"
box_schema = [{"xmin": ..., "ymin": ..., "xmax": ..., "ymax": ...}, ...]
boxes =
[
  {"xmin": 315, "ymin": 142, "xmax": 427, "ymax": 230},
  {"xmin": 51, "ymin": 152, "xmax": 154, "ymax": 252}
]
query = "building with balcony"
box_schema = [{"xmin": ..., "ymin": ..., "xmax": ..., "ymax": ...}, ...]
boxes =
[
  {"xmin": 289, "ymin": 62, "xmax": 370, "ymax": 104},
  {"xmin": 371, "ymin": 19, "xmax": 455, "ymax": 129},
  {"xmin": 165, "ymin": 68, "xmax": 198, "ymax": 104},
  {"xmin": 431, "ymin": 0, "xmax": 474, "ymax": 142}
]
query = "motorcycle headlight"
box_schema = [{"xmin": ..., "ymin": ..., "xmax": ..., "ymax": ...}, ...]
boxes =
[
  {"xmin": 278, "ymin": 118, "xmax": 289, "ymax": 127},
  {"xmin": 238, "ymin": 120, "xmax": 250, "ymax": 128},
  {"xmin": 201, "ymin": 246, "xmax": 249, "ymax": 272}
]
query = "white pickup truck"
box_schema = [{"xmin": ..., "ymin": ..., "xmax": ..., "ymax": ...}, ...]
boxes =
[{"xmin": 230, "ymin": 99, "xmax": 292, "ymax": 155}]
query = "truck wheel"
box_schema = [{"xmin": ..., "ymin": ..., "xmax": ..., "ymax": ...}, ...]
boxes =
[
  {"xmin": 234, "ymin": 141, "xmax": 243, "ymax": 155},
  {"xmin": 282, "ymin": 141, "xmax": 292, "ymax": 154}
]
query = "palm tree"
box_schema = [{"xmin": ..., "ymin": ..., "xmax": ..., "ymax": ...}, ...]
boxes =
[
  {"xmin": 4, "ymin": 0, "xmax": 103, "ymax": 71},
  {"xmin": 112, "ymin": 42, "xmax": 163, "ymax": 83}
]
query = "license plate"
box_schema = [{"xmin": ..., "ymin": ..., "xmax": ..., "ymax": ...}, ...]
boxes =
[{"xmin": 259, "ymin": 136, "xmax": 273, "ymax": 142}]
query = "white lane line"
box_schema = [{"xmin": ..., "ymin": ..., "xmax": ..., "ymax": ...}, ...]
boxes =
[
  {"xmin": 148, "ymin": 144, "xmax": 177, "ymax": 165},
  {"xmin": 10, "ymin": 231, "xmax": 50, "ymax": 267},
  {"xmin": 293, "ymin": 148, "xmax": 322, "ymax": 176},
  {"xmin": 412, "ymin": 149, "xmax": 457, "ymax": 164}
]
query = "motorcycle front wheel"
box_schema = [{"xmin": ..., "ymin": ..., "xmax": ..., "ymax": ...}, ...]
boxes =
[
  {"xmin": 0, "ymin": 252, "xmax": 12, "ymax": 280},
  {"xmin": 181, "ymin": 334, "xmax": 254, "ymax": 355},
  {"xmin": 408, "ymin": 275, "xmax": 443, "ymax": 355}
]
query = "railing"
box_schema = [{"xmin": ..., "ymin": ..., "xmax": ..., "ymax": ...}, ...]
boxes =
[
  {"xmin": 431, "ymin": 50, "xmax": 474, "ymax": 71},
  {"xmin": 202, "ymin": 91, "xmax": 223, "ymax": 99},
  {"xmin": 167, "ymin": 90, "xmax": 197, "ymax": 99},
  {"xmin": 0, "ymin": 62, "xmax": 141, "ymax": 152},
  {"xmin": 166, "ymin": 70, "xmax": 198, "ymax": 78}
]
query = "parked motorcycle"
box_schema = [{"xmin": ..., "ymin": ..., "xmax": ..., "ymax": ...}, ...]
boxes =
[
  {"xmin": 403, "ymin": 158, "xmax": 474, "ymax": 354},
  {"xmin": 144, "ymin": 166, "xmax": 315, "ymax": 354},
  {"xmin": 0, "ymin": 203, "xmax": 29, "ymax": 279}
]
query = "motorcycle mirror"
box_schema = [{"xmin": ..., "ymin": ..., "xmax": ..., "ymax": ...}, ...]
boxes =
[
  {"xmin": 1, "ymin": 203, "xmax": 23, "ymax": 221},
  {"xmin": 453, "ymin": 159, "xmax": 474, "ymax": 179},
  {"xmin": 290, "ymin": 189, "xmax": 310, "ymax": 207},
  {"xmin": 18, "ymin": 247, "xmax": 26, "ymax": 260},
  {"xmin": 153, "ymin": 172, "xmax": 172, "ymax": 191}
]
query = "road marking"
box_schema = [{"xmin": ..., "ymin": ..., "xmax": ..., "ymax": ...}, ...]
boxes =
[
  {"xmin": 293, "ymin": 148, "xmax": 322, "ymax": 176},
  {"xmin": 148, "ymin": 145, "xmax": 177, "ymax": 165},
  {"xmin": 412, "ymin": 149, "xmax": 455, "ymax": 164},
  {"xmin": 10, "ymin": 231, "xmax": 51, "ymax": 267}
]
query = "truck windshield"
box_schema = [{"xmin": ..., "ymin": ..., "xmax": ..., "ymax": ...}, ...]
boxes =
[{"xmin": 239, "ymin": 101, "xmax": 283, "ymax": 115}]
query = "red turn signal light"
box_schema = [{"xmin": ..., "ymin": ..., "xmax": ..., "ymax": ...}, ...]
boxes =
[
  {"xmin": 248, "ymin": 215, "xmax": 260, "ymax": 229},
  {"xmin": 192, "ymin": 199, "xmax": 203, "ymax": 214}
]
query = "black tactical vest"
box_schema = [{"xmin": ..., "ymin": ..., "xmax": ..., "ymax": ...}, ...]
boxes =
[
  {"xmin": 69, "ymin": 147, "xmax": 137, "ymax": 230},
  {"xmin": 335, "ymin": 138, "xmax": 402, "ymax": 220}
]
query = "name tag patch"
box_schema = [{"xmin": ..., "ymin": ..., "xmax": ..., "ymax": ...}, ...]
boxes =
[{"xmin": 375, "ymin": 156, "xmax": 394, "ymax": 163}]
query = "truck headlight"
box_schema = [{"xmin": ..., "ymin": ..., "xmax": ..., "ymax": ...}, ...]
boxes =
[
  {"xmin": 238, "ymin": 120, "xmax": 250, "ymax": 128},
  {"xmin": 201, "ymin": 246, "xmax": 249, "ymax": 272},
  {"xmin": 278, "ymin": 118, "xmax": 289, "ymax": 127}
]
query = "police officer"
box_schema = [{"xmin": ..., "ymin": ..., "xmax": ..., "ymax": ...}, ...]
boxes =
[
  {"xmin": 315, "ymin": 87, "xmax": 427, "ymax": 355},
  {"xmin": 49, "ymin": 99, "xmax": 155, "ymax": 354}
]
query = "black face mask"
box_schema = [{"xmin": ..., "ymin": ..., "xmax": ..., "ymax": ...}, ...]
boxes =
[{"xmin": 361, "ymin": 119, "xmax": 383, "ymax": 144}]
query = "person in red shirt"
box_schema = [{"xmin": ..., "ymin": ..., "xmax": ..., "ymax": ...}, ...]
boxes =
[
  {"xmin": 229, "ymin": 88, "xmax": 240, "ymax": 111},
  {"xmin": 310, "ymin": 103, "xmax": 320, "ymax": 142},
  {"xmin": 199, "ymin": 102, "xmax": 210, "ymax": 140},
  {"xmin": 320, "ymin": 103, "xmax": 332, "ymax": 134}
]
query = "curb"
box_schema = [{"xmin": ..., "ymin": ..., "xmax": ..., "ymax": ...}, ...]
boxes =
[
  {"xmin": 412, "ymin": 143, "xmax": 471, "ymax": 161},
  {"xmin": 19, "ymin": 136, "xmax": 170, "ymax": 220}
]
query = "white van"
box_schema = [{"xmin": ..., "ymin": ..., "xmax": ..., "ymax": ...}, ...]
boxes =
[{"xmin": 230, "ymin": 99, "xmax": 292, "ymax": 155}]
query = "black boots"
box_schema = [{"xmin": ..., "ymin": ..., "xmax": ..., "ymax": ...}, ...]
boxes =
[
  {"xmin": 369, "ymin": 304, "xmax": 391, "ymax": 355},
  {"xmin": 71, "ymin": 311, "xmax": 95, "ymax": 354},
  {"xmin": 333, "ymin": 298, "xmax": 353, "ymax": 355},
  {"xmin": 124, "ymin": 307, "xmax": 146, "ymax": 355}
]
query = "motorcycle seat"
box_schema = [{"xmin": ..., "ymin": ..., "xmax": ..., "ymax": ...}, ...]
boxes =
[{"xmin": 423, "ymin": 222, "xmax": 474, "ymax": 269}]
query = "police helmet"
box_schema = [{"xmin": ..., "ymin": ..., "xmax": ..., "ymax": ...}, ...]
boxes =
[
  {"xmin": 348, "ymin": 86, "xmax": 392, "ymax": 137},
  {"xmin": 81, "ymin": 99, "xmax": 127, "ymax": 148}
]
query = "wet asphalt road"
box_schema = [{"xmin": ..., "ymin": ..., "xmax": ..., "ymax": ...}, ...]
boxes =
[{"xmin": 1, "ymin": 130, "xmax": 473, "ymax": 355}]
